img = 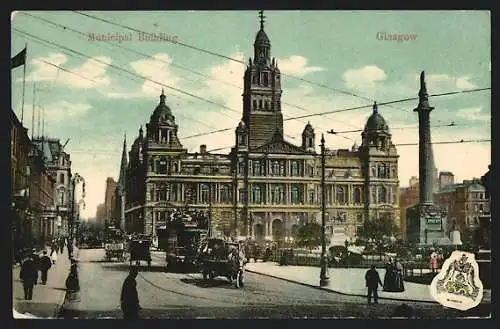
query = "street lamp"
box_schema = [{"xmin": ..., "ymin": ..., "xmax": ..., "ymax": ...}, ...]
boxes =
[{"xmin": 320, "ymin": 134, "xmax": 330, "ymax": 286}]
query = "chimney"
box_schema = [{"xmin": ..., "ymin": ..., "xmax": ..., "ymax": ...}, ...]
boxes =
[{"xmin": 200, "ymin": 144, "xmax": 207, "ymax": 154}]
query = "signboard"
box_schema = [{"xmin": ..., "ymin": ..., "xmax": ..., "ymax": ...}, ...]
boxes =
[{"xmin": 426, "ymin": 218, "xmax": 442, "ymax": 225}]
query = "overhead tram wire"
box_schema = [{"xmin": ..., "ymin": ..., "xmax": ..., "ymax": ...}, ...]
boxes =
[
  {"xmin": 19, "ymin": 12, "xmax": 354, "ymax": 141},
  {"xmin": 11, "ymin": 30, "xmax": 248, "ymax": 136},
  {"xmin": 326, "ymin": 121, "xmax": 489, "ymax": 135},
  {"xmin": 13, "ymin": 28, "xmax": 300, "ymax": 142},
  {"xmin": 12, "ymin": 33, "xmax": 225, "ymax": 135},
  {"xmin": 207, "ymin": 138, "xmax": 491, "ymax": 153},
  {"xmin": 72, "ymin": 11, "xmax": 412, "ymax": 118}
]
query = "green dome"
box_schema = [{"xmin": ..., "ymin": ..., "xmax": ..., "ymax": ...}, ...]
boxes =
[{"xmin": 364, "ymin": 102, "xmax": 389, "ymax": 132}]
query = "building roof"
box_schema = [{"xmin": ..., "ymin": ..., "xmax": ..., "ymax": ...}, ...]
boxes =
[
  {"xmin": 254, "ymin": 28, "xmax": 270, "ymax": 45},
  {"xmin": 364, "ymin": 102, "xmax": 389, "ymax": 132}
]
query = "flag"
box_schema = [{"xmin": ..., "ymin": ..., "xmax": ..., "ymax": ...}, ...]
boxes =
[{"xmin": 11, "ymin": 47, "xmax": 26, "ymax": 69}]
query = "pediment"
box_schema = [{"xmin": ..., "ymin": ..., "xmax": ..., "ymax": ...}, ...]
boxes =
[{"xmin": 252, "ymin": 140, "xmax": 307, "ymax": 154}]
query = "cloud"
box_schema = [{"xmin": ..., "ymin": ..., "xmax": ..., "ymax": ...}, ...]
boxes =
[
  {"xmin": 456, "ymin": 107, "xmax": 490, "ymax": 122},
  {"xmin": 342, "ymin": 65, "xmax": 387, "ymax": 98},
  {"xmin": 422, "ymin": 73, "xmax": 478, "ymax": 92},
  {"xmin": 278, "ymin": 55, "xmax": 326, "ymax": 76},
  {"xmin": 129, "ymin": 53, "xmax": 182, "ymax": 95},
  {"xmin": 26, "ymin": 53, "xmax": 112, "ymax": 89}
]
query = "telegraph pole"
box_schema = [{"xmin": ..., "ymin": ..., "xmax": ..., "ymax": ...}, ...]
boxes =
[{"xmin": 320, "ymin": 134, "xmax": 330, "ymax": 286}]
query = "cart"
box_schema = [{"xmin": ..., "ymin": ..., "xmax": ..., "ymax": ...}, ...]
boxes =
[
  {"xmin": 105, "ymin": 241, "xmax": 125, "ymax": 261},
  {"xmin": 197, "ymin": 238, "xmax": 245, "ymax": 288},
  {"xmin": 128, "ymin": 236, "xmax": 152, "ymax": 268}
]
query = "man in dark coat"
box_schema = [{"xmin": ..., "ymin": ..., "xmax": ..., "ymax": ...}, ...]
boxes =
[
  {"xmin": 20, "ymin": 254, "xmax": 38, "ymax": 300},
  {"xmin": 120, "ymin": 267, "xmax": 141, "ymax": 319},
  {"xmin": 365, "ymin": 264, "xmax": 383, "ymax": 304},
  {"xmin": 39, "ymin": 250, "xmax": 52, "ymax": 285}
]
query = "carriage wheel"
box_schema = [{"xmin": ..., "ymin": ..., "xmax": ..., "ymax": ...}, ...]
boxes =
[{"xmin": 235, "ymin": 270, "xmax": 244, "ymax": 288}]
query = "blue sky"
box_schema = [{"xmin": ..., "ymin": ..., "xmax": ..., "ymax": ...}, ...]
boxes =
[{"xmin": 11, "ymin": 11, "xmax": 491, "ymax": 219}]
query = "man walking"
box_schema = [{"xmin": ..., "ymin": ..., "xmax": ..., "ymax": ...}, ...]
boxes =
[
  {"xmin": 120, "ymin": 267, "xmax": 141, "ymax": 319},
  {"xmin": 365, "ymin": 264, "xmax": 383, "ymax": 304},
  {"xmin": 39, "ymin": 251, "xmax": 52, "ymax": 285},
  {"xmin": 20, "ymin": 254, "xmax": 38, "ymax": 300}
]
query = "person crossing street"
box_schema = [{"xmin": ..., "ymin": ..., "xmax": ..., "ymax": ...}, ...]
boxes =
[{"xmin": 365, "ymin": 265, "xmax": 383, "ymax": 304}]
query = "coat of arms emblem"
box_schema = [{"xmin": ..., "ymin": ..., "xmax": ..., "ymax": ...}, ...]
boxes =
[{"xmin": 429, "ymin": 251, "xmax": 483, "ymax": 311}]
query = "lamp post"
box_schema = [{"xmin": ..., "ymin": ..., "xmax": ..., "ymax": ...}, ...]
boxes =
[{"xmin": 320, "ymin": 134, "xmax": 330, "ymax": 286}]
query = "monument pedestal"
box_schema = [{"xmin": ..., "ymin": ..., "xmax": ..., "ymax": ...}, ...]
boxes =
[{"xmin": 406, "ymin": 203, "xmax": 452, "ymax": 246}]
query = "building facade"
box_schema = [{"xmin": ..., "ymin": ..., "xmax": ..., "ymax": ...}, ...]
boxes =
[
  {"xmin": 32, "ymin": 137, "xmax": 72, "ymax": 238},
  {"xmin": 398, "ymin": 176, "xmax": 419, "ymax": 237},
  {"xmin": 104, "ymin": 177, "xmax": 117, "ymax": 223},
  {"xmin": 122, "ymin": 19, "xmax": 400, "ymax": 242}
]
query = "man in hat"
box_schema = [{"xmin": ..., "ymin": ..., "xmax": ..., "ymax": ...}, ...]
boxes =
[
  {"xmin": 20, "ymin": 253, "xmax": 38, "ymax": 300},
  {"xmin": 39, "ymin": 250, "xmax": 52, "ymax": 285},
  {"xmin": 120, "ymin": 266, "xmax": 141, "ymax": 319},
  {"xmin": 365, "ymin": 264, "xmax": 383, "ymax": 304}
]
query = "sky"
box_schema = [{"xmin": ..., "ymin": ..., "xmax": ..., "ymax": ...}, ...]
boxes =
[{"xmin": 11, "ymin": 11, "xmax": 491, "ymax": 219}]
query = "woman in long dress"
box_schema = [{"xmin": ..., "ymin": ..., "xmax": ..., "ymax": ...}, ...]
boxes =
[
  {"xmin": 393, "ymin": 259, "xmax": 405, "ymax": 292},
  {"xmin": 383, "ymin": 258, "xmax": 395, "ymax": 291}
]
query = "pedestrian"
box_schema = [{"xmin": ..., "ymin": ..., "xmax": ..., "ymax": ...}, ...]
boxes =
[
  {"xmin": 120, "ymin": 266, "xmax": 141, "ymax": 319},
  {"xmin": 365, "ymin": 264, "xmax": 383, "ymax": 304},
  {"xmin": 39, "ymin": 250, "xmax": 52, "ymax": 285},
  {"xmin": 50, "ymin": 241, "xmax": 57, "ymax": 256},
  {"xmin": 59, "ymin": 238, "xmax": 65, "ymax": 254},
  {"xmin": 51, "ymin": 249, "xmax": 58, "ymax": 264},
  {"xmin": 383, "ymin": 258, "xmax": 395, "ymax": 291},
  {"xmin": 20, "ymin": 253, "xmax": 38, "ymax": 300},
  {"xmin": 65, "ymin": 263, "xmax": 80, "ymax": 293}
]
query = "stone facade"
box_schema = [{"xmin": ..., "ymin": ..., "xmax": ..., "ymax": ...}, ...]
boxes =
[{"xmin": 122, "ymin": 20, "xmax": 400, "ymax": 242}]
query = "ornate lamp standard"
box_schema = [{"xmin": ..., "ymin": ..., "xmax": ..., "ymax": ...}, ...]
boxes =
[{"xmin": 320, "ymin": 134, "xmax": 330, "ymax": 286}]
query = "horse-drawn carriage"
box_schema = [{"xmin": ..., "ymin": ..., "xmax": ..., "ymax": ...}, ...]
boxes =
[
  {"xmin": 197, "ymin": 238, "xmax": 246, "ymax": 288},
  {"xmin": 128, "ymin": 234, "xmax": 152, "ymax": 267}
]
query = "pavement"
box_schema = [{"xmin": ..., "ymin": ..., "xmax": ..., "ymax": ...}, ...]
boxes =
[
  {"xmin": 56, "ymin": 249, "xmax": 491, "ymax": 318},
  {"xmin": 245, "ymin": 262, "xmax": 492, "ymax": 305},
  {"xmin": 12, "ymin": 245, "xmax": 80, "ymax": 319}
]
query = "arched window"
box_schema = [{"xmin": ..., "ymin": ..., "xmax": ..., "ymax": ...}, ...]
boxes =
[
  {"xmin": 57, "ymin": 188, "xmax": 65, "ymax": 205},
  {"xmin": 291, "ymin": 184, "xmax": 301, "ymax": 204},
  {"xmin": 379, "ymin": 186, "xmax": 387, "ymax": 203},
  {"xmin": 273, "ymin": 161, "xmax": 280, "ymax": 175},
  {"xmin": 336, "ymin": 186, "xmax": 345, "ymax": 204},
  {"xmin": 252, "ymin": 185, "xmax": 262, "ymax": 204},
  {"xmin": 353, "ymin": 187, "xmax": 361, "ymax": 204},
  {"xmin": 201, "ymin": 184, "xmax": 210, "ymax": 203}
]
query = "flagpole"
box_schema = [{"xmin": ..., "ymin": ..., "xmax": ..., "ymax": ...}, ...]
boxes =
[
  {"xmin": 20, "ymin": 43, "xmax": 27, "ymax": 124},
  {"xmin": 31, "ymin": 82, "xmax": 36, "ymax": 139}
]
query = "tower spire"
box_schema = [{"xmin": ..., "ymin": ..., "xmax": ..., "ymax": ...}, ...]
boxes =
[
  {"xmin": 160, "ymin": 89, "xmax": 166, "ymax": 104},
  {"xmin": 418, "ymin": 71, "xmax": 432, "ymax": 109},
  {"xmin": 118, "ymin": 132, "xmax": 128, "ymax": 188},
  {"xmin": 259, "ymin": 10, "xmax": 265, "ymax": 29},
  {"xmin": 373, "ymin": 101, "xmax": 378, "ymax": 113}
]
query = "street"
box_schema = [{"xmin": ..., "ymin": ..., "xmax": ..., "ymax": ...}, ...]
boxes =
[{"xmin": 58, "ymin": 249, "xmax": 490, "ymax": 319}]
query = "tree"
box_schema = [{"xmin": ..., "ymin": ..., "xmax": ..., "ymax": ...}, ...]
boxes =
[
  {"xmin": 294, "ymin": 222, "xmax": 328, "ymax": 250},
  {"xmin": 357, "ymin": 213, "xmax": 399, "ymax": 250}
]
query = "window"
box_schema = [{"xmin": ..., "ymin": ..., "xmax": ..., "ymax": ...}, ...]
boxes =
[
  {"xmin": 253, "ymin": 100, "xmax": 257, "ymax": 110},
  {"xmin": 238, "ymin": 161, "xmax": 245, "ymax": 174},
  {"xmin": 371, "ymin": 166, "xmax": 376, "ymax": 177},
  {"xmin": 253, "ymin": 160, "xmax": 262, "ymax": 176},
  {"xmin": 353, "ymin": 187, "xmax": 361, "ymax": 204},
  {"xmin": 252, "ymin": 75, "xmax": 257, "ymax": 84},
  {"xmin": 379, "ymin": 186, "xmax": 387, "ymax": 203},
  {"xmin": 308, "ymin": 165, "xmax": 314, "ymax": 177},
  {"xmin": 372, "ymin": 187, "xmax": 377, "ymax": 204},
  {"xmin": 157, "ymin": 158, "xmax": 168, "ymax": 174},
  {"xmin": 291, "ymin": 160, "xmax": 299, "ymax": 177},
  {"xmin": 272, "ymin": 161, "xmax": 280, "ymax": 176},
  {"xmin": 271, "ymin": 185, "xmax": 284, "ymax": 204},
  {"xmin": 149, "ymin": 158, "xmax": 155, "ymax": 172},
  {"xmin": 356, "ymin": 213, "xmax": 363, "ymax": 223},
  {"xmin": 252, "ymin": 185, "xmax": 262, "ymax": 204},
  {"xmin": 201, "ymin": 184, "xmax": 210, "ymax": 203},
  {"xmin": 239, "ymin": 188, "xmax": 246, "ymax": 203},
  {"xmin": 263, "ymin": 72, "xmax": 269, "ymax": 86},
  {"xmin": 291, "ymin": 184, "xmax": 301, "ymax": 204},
  {"xmin": 308, "ymin": 190, "xmax": 315, "ymax": 204},
  {"xmin": 237, "ymin": 133, "xmax": 246, "ymax": 146},
  {"xmin": 336, "ymin": 186, "xmax": 345, "ymax": 204},
  {"xmin": 58, "ymin": 189, "xmax": 65, "ymax": 205},
  {"xmin": 378, "ymin": 164, "xmax": 386, "ymax": 178},
  {"xmin": 280, "ymin": 162, "xmax": 285, "ymax": 176},
  {"xmin": 308, "ymin": 138, "xmax": 313, "ymax": 148},
  {"xmin": 220, "ymin": 185, "xmax": 230, "ymax": 203},
  {"xmin": 259, "ymin": 100, "xmax": 263, "ymax": 109},
  {"xmin": 474, "ymin": 204, "xmax": 478, "ymax": 212},
  {"xmin": 58, "ymin": 173, "xmax": 64, "ymax": 184},
  {"xmin": 479, "ymin": 204, "xmax": 484, "ymax": 212}
]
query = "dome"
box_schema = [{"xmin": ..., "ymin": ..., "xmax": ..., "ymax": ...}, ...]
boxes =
[
  {"xmin": 151, "ymin": 90, "xmax": 175, "ymax": 124},
  {"xmin": 364, "ymin": 102, "xmax": 389, "ymax": 132},
  {"xmin": 255, "ymin": 29, "xmax": 270, "ymax": 45}
]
